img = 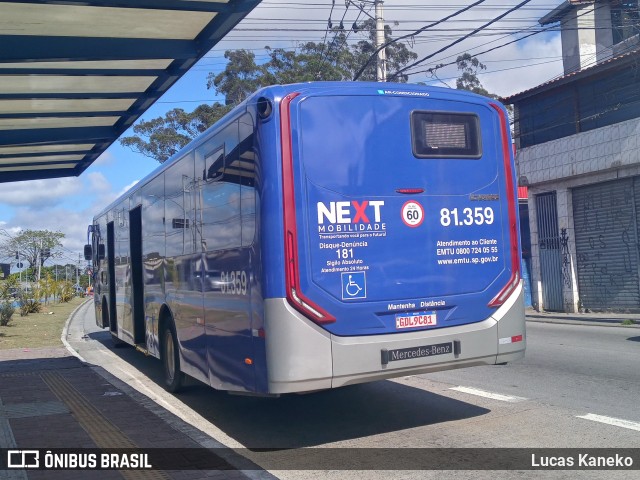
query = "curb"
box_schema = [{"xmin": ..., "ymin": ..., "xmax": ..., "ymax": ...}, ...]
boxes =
[
  {"xmin": 526, "ymin": 315, "xmax": 640, "ymax": 328},
  {"xmin": 61, "ymin": 297, "xmax": 92, "ymax": 363}
]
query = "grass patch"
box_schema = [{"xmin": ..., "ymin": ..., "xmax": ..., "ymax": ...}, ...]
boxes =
[
  {"xmin": 0, "ymin": 296, "xmax": 86, "ymax": 350},
  {"xmin": 621, "ymin": 319, "xmax": 637, "ymax": 326}
]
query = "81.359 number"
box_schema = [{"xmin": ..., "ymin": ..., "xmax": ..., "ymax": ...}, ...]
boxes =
[{"xmin": 440, "ymin": 207, "xmax": 494, "ymax": 227}]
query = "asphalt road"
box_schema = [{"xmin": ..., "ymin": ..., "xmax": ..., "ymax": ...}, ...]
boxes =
[
  {"xmin": 427, "ymin": 321, "xmax": 640, "ymax": 423},
  {"xmin": 67, "ymin": 302, "xmax": 640, "ymax": 479}
]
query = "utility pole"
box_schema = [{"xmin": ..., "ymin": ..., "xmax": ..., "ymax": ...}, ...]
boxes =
[
  {"xmin": 16, "ymin": 251, "xmax": 22, "ymax": 285},
  {"xmin": 375, "ymin": 0, "xmax": 386, "ymax": 82},
  {"xmin": 36, "ymin": 240, "xmax": 42, "ymax": 282}
]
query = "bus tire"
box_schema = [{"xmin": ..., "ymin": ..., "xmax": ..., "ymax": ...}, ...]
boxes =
[
  {"xmin": 104, "ymin": 300, "xmax": 126, "ymax": 348},
  {"xmin": 162, "ymin": 322, "xmax": 185, "ymax": 393},
  {"xmin": 101, "ymin": 298, "xmax": 109, "ymax": 329}
]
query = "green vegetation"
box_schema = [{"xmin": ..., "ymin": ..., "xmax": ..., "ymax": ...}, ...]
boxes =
[
  {"xmin": 0, "ymin": 303, "xmax": 14, "ymax": 327},
  {"xmin": 120, "ymin": 20, "xmax": 420, "ymax": 163},
  {"xmin": 0, "ymin": 295, "xmax": 85, "ymax": 349},
  {"xmin": 0, "ymin": 273, "xmax": 86, "ymax": 348},
  {"xmin": 0, "ymin": 277, "xmax": 18, "ymax": 327}
]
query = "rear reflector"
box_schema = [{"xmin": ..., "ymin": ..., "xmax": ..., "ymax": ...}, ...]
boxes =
[{"xmin": 499, "ymin": 334, "xmax": 524, "ymax": 345}]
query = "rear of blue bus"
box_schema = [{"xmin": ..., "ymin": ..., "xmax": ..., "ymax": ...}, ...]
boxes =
[{"xmin": 260, "ymin": 83, "xmax": 525, "ymax": 394}]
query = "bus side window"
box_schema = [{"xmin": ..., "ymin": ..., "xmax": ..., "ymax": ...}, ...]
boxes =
[
  {"xmin": 205, "ymin": 147, "xmax": 224, "ymax": 182},
  {"xmin": 238, "ymin": 113, "xmax": 256, "ymax": 247},
  {"xmin": 200, "ymin": 123, "xmax": 241, "ymax": 252},
  {"xmin": 141, "ymin": 175, "xmax": 166, "ymax": 285},
  {"xmin": 165, "ymin": 153, "xmax": 196, "ymax": 257}
]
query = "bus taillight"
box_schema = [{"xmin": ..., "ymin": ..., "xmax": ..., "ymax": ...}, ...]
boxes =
[
  {"xmin": 281, "ymin": 93, "xmax": 336, "ymax": 325},
  {"xmin": 488, "ymin": 103, "xmax": 521, "ymax": 308}
]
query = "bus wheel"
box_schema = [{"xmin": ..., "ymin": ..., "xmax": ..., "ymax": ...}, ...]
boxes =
[
  {"xmin": 162, "ymin": 323, "xmax": 185, "ymax": 393},
  {"xmin": 104, "ymin": 301, "xmax": 126, "ymax": 348}
]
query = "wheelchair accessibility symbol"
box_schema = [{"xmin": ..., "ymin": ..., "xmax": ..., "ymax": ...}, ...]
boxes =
[{"xmin": 341, "ymin": 272, "xmax": 367, "ymax": 300}]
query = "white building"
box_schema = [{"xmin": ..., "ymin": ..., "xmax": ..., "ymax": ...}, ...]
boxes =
[{"xmin": 505, "ymin": 0, "xmax": 640, "ymax": 312}]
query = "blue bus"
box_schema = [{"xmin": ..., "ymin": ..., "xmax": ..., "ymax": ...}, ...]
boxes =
[{"xmin": 85, "ymin": 82, "xmax": 525, "ymax": 395}]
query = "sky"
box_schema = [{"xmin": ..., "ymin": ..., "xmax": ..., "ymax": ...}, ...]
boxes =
[{"xmin": 0, "ymin": 0, "xmax": 567, "ymax": 268}]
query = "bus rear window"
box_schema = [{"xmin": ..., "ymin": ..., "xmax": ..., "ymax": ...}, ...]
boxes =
[{"xmin": 411, "ymin": 111, "xmax": 481, "ymax": 159}]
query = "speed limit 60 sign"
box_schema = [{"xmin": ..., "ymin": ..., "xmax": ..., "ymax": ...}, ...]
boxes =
[{"xmin": 401, "ymin": 200, "xmax": 424, "ymax": 227}]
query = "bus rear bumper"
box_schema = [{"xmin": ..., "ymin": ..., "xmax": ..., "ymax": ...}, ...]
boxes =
[{"xmin": 264, "ymin": 285, "xmax": 525, "ymax": 394}]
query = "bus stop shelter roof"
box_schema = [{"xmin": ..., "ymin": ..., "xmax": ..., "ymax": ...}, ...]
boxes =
[{"xmin": 0, "ymin": 0, "xmax": 260, "ymax": 184}]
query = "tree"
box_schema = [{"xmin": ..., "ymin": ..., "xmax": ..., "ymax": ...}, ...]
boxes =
[
  {"xmin": 120, "ymin": 21, "xmax": 417, "ymax": 163},
  {"xmin": 207, "ymin": 49, "xmax": 270, "ymax": 106},
  {"xmin": 1, "ymin": 229, "xmax": 64, "ymax": 273},
  {"xmin": 453, "ymin": 53, "xmax": 513, "ymax": 116},
  {"xmin": 454, "ymin": 53, "xmax": 495, "ymax": 98},
  {"xmin": 207, "ymin": 40, "xmax": 358, "ymax": 95},
  {"xmin": 119, "ymin": 103, "xmax": 233, "ymax": 162},
  {"xmin": 350, "ymin": 20, "xmax": 418, "ymax": 82}
]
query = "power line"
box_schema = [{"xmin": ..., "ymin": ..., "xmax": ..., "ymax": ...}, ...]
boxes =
[
  {"xmin": 314, "ymin": 1, "xmax": 373, "ymax": 79},
  {"xmin": 317, "ymin": 0, "xmax": 337, "ymax": 66},
  {"xmin": 140, "ymin": 3, "xmax": 639, "ymax": 108},
  {"xmin": 402, "ymin": 0, "xmax": 613, "ymax": 90},
  {"xmin": 405, "ymin": 26, "xmax": 550, "ymax": 79},
  {"xmin": 444, "ymin": 6, "xmax": 595, "ymax": 71},
  {"xmin": 353, "ymin": 0, "xmax": 487, "ymax": 81}
]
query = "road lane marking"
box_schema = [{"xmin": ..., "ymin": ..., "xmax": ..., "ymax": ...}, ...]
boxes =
[
  {"xmin": 577, "ymin": 413, "xmax": 640, "ymax": 432},
  {"xmin": 450, "ymin": 386, "xmax": 527, "ymax": 403}
]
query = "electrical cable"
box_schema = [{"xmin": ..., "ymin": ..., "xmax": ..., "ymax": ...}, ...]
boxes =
[
  {"xmin": 404, "ymin": 1, "xmax": 613, "ymax": 87},
  {"xmin": 388, "ymin": 0, "xmax": 535, "ymax": 81},
  {"xmin": 353, "ymin": 0, "xmax": 487, "ymax": 80},
  {"xmin": 314, "ymin": 0, "xmax": 371, "ymax": 79}
]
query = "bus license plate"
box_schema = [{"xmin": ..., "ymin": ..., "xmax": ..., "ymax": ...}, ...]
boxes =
[{"xmin": 395, "ymin": 311, "xmax": 437, "ymax": 329}]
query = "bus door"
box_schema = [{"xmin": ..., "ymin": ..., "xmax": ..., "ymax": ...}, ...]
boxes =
[
  {"xmin": 106, "ymin": 220, "xmax": 117, "ymax": 334},
  {"xmin": 197, "ymin": 120, "xmax": 255, "ymax": 392},
  {"xmin": 90, "ymin": 218, "xmax": 107, "ymax": 328},
  {"xmin": 129, "ymin": 205, "xmax": 145, "ymax": 345}
]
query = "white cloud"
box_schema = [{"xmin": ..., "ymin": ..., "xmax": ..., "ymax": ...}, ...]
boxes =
[
  {"xmin": 88, "ymin": 178, "xmax": 140, "ymax": 212},
  {"xmin": 7, "ymin": 206, "xmax": 94, "ymax": 255},
  {"xmin": 86, "ymin": 172, "xmax": 112, "ymax": 194},
  {"xmin": 92, "ymin": 150, "xmax": 116, "ymax": 167},
  {"xmin": 0, "ymin": 177, "xmax": 84, "ymax": 208},
  {"xmin": 0, "ymin": 172, "xmax": 124, "ymax": 257},
  {"xmin": 118, "ymin": 180, "xmax": 139, "ymax": 197},
  {"xmin": 481, "ymin": 35, "xmax": 564, "ymax": 97}
]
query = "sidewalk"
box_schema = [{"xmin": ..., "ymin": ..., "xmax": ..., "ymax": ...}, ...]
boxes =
[
  {"xmin": 0, "ymin": 350, "xmax": 272, "ymax": 479},
  {"xmin": 525, "ymin": 307, "xmax": 640, "ymax": 328}
]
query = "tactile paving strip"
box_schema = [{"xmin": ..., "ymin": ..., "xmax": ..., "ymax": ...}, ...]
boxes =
[{"xmin": 40, "ymin": 371, "xmax": 169, "ymax": 480}]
